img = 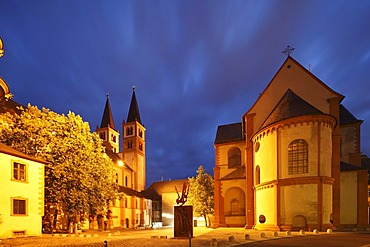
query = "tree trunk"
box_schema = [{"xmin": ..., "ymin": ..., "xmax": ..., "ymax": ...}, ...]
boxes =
[{"xmin": 204, "ymin": 214, "xmax": 208, "ymax": 227}]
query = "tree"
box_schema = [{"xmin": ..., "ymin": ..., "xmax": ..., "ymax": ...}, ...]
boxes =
[
  {"xmin": 0, "ymin": 104, "xmax": 117, "ymax": 232},
  {"xmin": 188, "ymin": 165, "xmax": 214, "ymax": 226}
]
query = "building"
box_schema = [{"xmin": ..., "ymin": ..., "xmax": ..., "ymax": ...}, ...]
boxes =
[
  {"xmin": 95, "ymin": 89, "xmax": 150, "ymax": 229},
  {"xmin": 214, "ymin": 56, "xmax": 368, "ymax": 231},
  {"xmin": 0, "ymin": 143, "xmax": 47, "ymax": 238},
  {"xmin": 143, "ymin": 179, "xmax": 187, "ymax": 227}
]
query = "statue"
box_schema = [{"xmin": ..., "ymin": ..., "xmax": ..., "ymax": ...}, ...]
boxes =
[
  {"xmin": 174, "ymin": 181, "xmax": 193, "ymax": 238},
  {"xmin": 175, "ymin": 181, "xmax": 190, "ymax": 206}
]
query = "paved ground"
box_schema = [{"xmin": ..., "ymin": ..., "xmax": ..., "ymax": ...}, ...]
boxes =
[{"xmin": 0, "ymin": 227, "xmax": 369, "ymax": 247}]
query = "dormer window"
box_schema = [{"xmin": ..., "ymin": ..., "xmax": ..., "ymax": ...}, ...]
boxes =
[{"xmin": 139, "ymin": 129, "xmax": 143, "ymax": 138}]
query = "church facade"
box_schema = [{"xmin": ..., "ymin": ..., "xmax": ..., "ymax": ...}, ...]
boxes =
[
  {"xmin": 214, "ymin": 56, "xmax": 368, "ymax": 231},
  {"xmin": 95, "ymin": 89, "xmax": 151, "ymax": 229}
]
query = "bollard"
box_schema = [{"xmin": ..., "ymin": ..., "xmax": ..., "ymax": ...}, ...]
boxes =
[
  {"xmin": 273, "ymin": 231, "xmax": 278, "ymax": 237},
  {"xmin": 245, "ymin": 234, "xmax": 250, "ymax": 240},
  {"xmin": 104, "ymin": 240, "xmax": 108, "ymax": 247},
  {"xmin": 286, "ymin": 231, "xmax": 291, "ymax": 236},
  {"xmin": 327, "ymin": 229, "xmax": 332, "ymax": 234},
  {"xmin": 260, "ymin": 232, "xmax": 265, "ymax": 238},
  {"xmin": 209, "ymin": 238, "xmax": 217, "ymax": 247},
  {"xmin": 299, "ymin": 230, "xmax": 305, "ymax": 235},
  {"xmin": 313, "ymin": 229, "xmax": 319, "ymax": 234}
]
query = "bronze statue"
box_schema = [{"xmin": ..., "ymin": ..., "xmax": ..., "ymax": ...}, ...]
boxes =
[{"xmin": 175, "ymin": 181, "xmax": 190, "ymax": 206}]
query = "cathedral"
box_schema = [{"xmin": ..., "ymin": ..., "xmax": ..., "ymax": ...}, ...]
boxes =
[
  {"xmin": 95, "ymin": 89, "xmax": 151, "ymax": 229},
  {"xmin": 214, "ymin": 56, "xmax": 369, "ymax": 231}
]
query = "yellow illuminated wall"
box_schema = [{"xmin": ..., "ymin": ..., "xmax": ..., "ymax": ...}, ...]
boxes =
[{"xmin": 0, "ymin": 150, "xmax": 45, "ymax": 238}]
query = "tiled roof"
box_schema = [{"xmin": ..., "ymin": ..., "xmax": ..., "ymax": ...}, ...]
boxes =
[
  {"xmin": 214, "ymin": 122, "xmax": 244, "ymax": 144},
  {"xmin": 0, "ymin": 143, "xmax": 48, "ymax": 164},
  {"xmin": 100, "ymin": 96, "xmax": 116, "ymax": 129},
  {"xmin": 339, "ymin": 104, "xmax": 362, "ymax": 126},
  {"xmin": 143, "ymin": 179, "xmax": 188, "ymax": 199},
  {"xmin": 220, "ymin": 166, "xmax": 245, "ymax": 180},
  {"xmin": 260, "ymin": 89, "xmax": 324, "ymax": 129}
]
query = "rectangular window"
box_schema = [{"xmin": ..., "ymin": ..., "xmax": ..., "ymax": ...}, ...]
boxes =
[
  {"xmin": 13, "ymin": 162, "xmax": 26, "ymax": 181},
  {"xmin": 13, "ymin": 199, "xmax": 26, "ymax": 215}
]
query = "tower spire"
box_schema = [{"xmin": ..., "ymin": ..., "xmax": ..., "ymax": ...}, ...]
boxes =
[
  {"xmin": 127, "ymin": 86, "xmax": 142, "ymax": 124},
  {"xmin": 100, "ymin": 93, "xmax": 115, "ymax": 129}
]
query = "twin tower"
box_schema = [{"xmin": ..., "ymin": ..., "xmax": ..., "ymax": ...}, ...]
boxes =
[{"xmin": 96, "ymin": 88, "xmax": 146, "ymax": 192}]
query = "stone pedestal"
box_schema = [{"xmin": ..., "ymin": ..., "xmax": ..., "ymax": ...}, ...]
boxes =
[{"xmin": 174, "ymin": 205, "xmax": 193, "ymax": 238}]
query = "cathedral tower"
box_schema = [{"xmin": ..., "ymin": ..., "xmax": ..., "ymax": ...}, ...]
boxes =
[
  {"xmin": 122, "ymin": 88, "xmax": 146, "ymax": 191},
  {"xmin": 96, "ymin": 95, "xmax": 120, "ymax": 153}
]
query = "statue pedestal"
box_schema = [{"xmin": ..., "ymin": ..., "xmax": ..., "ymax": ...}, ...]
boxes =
[{"xmin": 174, "ymin": 205, "xmax": 193, "ymax": 238}]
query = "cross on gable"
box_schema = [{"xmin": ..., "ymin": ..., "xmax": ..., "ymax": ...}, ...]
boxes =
[{"xmin": 282, "ymin": 45, "xmax": 295, "ymax": 56}]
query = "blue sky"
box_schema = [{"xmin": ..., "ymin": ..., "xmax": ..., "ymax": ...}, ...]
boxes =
[{"xmin": 1, "ymin": 0, "xmax": 370, "ymax": 186}]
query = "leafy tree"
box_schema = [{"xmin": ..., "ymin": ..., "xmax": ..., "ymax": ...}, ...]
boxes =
[
  {"xmin": 0, "ymin": 104, "xmax": 117, "ymax": 232},
  {"xmin": 188, "ymin": 165, "xmax": 214, "ymax": 226}
]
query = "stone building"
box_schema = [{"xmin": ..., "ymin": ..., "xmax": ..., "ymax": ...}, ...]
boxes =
[
  {"xmin": 214, "ymin": 56, "xmax": 368, "ymax": 231},
  {"xmin": 96, "ymin": 89, "xmax": 151, "ymax": 229}
]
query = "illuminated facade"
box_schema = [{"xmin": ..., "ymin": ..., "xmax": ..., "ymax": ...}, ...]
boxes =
[
  {"xmin": 214, "ymin": 56, "xmax": 368, "ymax": 231},
  {"xmin": 96, "ymin": 89, "xmax": 150, "ymax": 229},
  {"xmin": 0, "ymin": 143, "xmax": 47, "ymax": 238}
]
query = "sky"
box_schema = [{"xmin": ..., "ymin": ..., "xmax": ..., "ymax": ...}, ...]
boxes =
[{"xmin": 0, "ymin": 0, "xmax": 370, "ymax": 187}]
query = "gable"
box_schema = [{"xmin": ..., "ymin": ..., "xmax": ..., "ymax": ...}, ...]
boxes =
[{"xmin": 244, "ymin": 56, "xmax": 343, "ymax": 134}]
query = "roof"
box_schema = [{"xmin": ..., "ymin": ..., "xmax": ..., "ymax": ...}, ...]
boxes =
[
  {"xmin": 214, "ymin": 122, "xmax": 244, "ymax": 144},
  {"xmin": 260, "ymin": 89, "xmax": 325, "ymax": 129},
  {"xmin": 245, "ymin": 56, "xmax": 344, "ymax": 116},
  {"xmin": 100, "ymin": 96, "xmax": 116, "ymax": 129},
  {"xmin": 105, "ymin": 149, "xmax": 133, "ymax": 171},
  {"xmin": 126, "ymin": 89, "xmax": 142, "ymax": 124},
  {"xmin": 339, "ymin": 104, "xmax": 362, "ymax": 126},
  {"xmin": 220, "ymin": 166, "xmax": 246, "ymax": 180},
  {"xmin": 0, "ymin": 98, "xmax": 23, "ymax": 115},
  {"xmin": 340, "ymin": 161, "xmax": 367, "ymax": 171},
  {"xmin": 143, "ymin": 179, "xmax": 188, "ymax": 199},
  {"xmin": 0, "ymin": 142, "xmax": 48, "ymax": 164},
  {"xmin": 119, "ymin": 186, "xmax": 147, "ymax": 198}
]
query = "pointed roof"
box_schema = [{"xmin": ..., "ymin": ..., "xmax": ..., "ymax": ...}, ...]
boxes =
[
  {"xmin": 260, "ymin": 89, "xmax": 325, "ymax": 129},
  {"xmin": 100, "ymin": 95, "xmax": 115, "ymax": 129},
  {"xmin": 127, "ymin": 87, "xmax": 142, "ymax": 124}
]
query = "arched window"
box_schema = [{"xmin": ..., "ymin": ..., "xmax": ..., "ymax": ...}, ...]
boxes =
[
  {"xmin": 255, "ymin": 165, "xmax": 260, "ymax": 185},
  {"xmin": 288, "ymin": 139, "xmax": 308, "ymax": 175},
  {"xmin": 228, "ymin": 147, "xmax": 241, "ymax": 168}
]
